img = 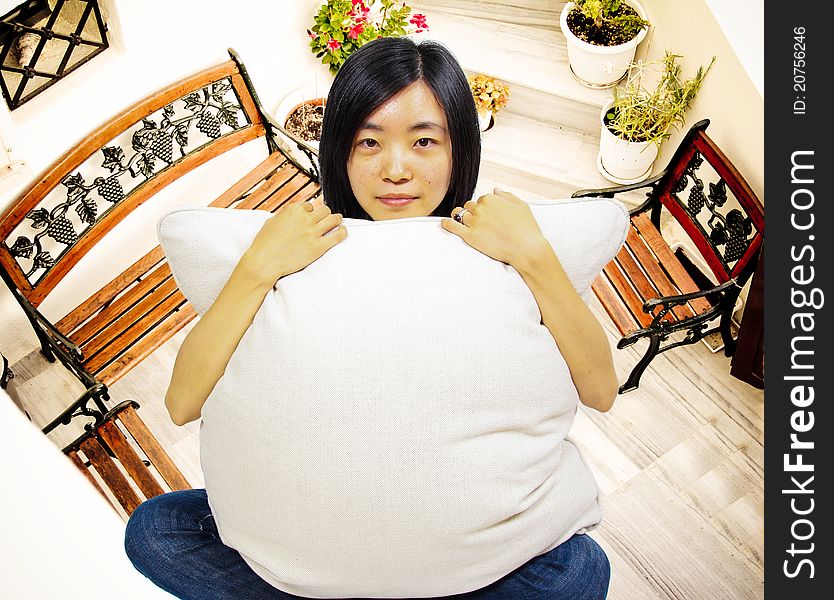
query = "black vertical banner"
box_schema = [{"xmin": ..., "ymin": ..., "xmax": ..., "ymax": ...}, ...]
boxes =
[{"xmin": 765, "ymin": 1, "xmax": 832, "ymax": 596}]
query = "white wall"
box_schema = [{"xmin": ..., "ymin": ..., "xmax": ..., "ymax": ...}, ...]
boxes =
[
  {"xmin": 638, "ymin": 0, "xmax": 764, "ymax": 204},
  {"xmin": 1, "ymin": 0, "xmax": 330, "ymax": 362}
]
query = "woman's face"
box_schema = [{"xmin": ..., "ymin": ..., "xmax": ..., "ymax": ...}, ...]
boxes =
[{"xmin": 347, "ymin": 81, "xmax": 453, "ymax": 221}]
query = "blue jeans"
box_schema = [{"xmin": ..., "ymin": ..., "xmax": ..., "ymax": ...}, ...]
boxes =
[{"xmin": 125, "ymin": 489, "xmax": 609, "ymax": 600}]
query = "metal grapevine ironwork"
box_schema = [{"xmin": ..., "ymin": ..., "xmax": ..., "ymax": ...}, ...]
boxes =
[
  {"xmin": 6, "ymin": 77, "xmax": 246, "ymax": 285},
  {"xmin": 670, "ymin": 150, "xmax": 755, "ymax": 272}
]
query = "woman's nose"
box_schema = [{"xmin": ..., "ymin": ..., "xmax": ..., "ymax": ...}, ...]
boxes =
[{"xmin": 380, "ymin": 148, "xmax": 412, "ymax": 183}]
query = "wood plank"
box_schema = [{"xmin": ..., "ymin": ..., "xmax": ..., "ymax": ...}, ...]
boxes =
[
  {"xmin": 119, "ymin": 406, "xmax": 190, "ymax": 491},
  {"xmin": 209, "ymin": 152, "xmax": 289, "ymax": 208},
  {"xmin": 625, "ymin": 223, "xmax": 697, "ymax": 321},
  {"xmin": 65, "ymin": 449, "xmax": 107, "ymax": 499},
  {"xmin": 615, "ymin": 243, "xmax": 678, "ymax": 328},
  {"xmin": 83, "ymin": 291, "xmax": 188, "ymax": 375},
  {"xmin": 97, "ymin": 302, "xmax": 197, "ymax": 386},
  {"xmin": 259, "ymin": 173, "xmax": 319, "ymax": 213},
  {"xmin": 602, "ymin": 259, "xmax": 654, "ymax": 329},
  {"xmin": 78, "ymin": 277, "xmax": 180, "ymax": 358},
  {"xmin": 633, "ymin": 214, "xmax": 712, "ymax": 314},
  {"xmin": 67, "ymin": 264, "xmax": 174, "ymax": 346},
  {"xmin": 79, "ymin": 436, "xmax": 142, "ymax": 514},
  {"xmin": 98, "ymin": 419, "xmax": 165, "ymax": 499},
  {"xmin": 55, "ymin": 246, "xmax": 167, "ymax": 333},
  {"xmin": 592, "ymin": 273, "xmax": 640, "ymax": 336},
  {"xmin": 233, "ymin": 161, "xmax": 301, "ymax": 210}
]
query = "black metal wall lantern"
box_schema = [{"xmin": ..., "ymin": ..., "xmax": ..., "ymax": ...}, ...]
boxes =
[{"xmin": 0, "ymin": 0, "xmax": 109, "ymax": 110}]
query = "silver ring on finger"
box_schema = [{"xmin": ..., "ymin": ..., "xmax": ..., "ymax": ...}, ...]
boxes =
[{"xmin": 454, "ymin": 208, "xmax": 469, "ymax": 224}]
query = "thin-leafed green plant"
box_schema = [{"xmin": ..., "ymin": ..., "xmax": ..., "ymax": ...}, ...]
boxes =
[
  {"xmin": 607, "ymin": 51, "xmax": 715, "ymax": 147},
  {"xmin": 572, "ymin": 0, "xmax": 649, "ymax": 41}
]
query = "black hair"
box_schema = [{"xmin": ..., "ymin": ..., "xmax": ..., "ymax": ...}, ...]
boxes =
[{"xmin": 318, "ymin": 36, "xmax": 480, "ymax": 220}]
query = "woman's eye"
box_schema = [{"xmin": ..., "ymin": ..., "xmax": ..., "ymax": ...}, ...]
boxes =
[
  {"xmin": 415, "ymin": 138, "xmax": 434, "ymax": 148},
  {"xmin": 358, "ymin": 139, "xmax": 378, "ymax": 148}
]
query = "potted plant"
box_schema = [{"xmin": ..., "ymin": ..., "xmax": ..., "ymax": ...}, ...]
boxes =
[
  {"xmin": 308, "ymin": 0, "xmax": 428, "ymax": 76},
  {"xmin": 598, "ymin": 51, "xmax": 715, "ymax": 183},
  {"xmin": 559, "ymin": 0, "xmax": 650, "ymax": 88},
  {"xmin": 468, "ymin": 73, "xmax": 510, "ymax": 131}
]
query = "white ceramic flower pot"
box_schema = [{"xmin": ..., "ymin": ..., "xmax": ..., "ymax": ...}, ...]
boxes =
[
  {"xmin": 559, "ymin": 1, "xmax": 649, "ymax": 89},
  {"xmin": 274, "ymin": 85, "xmax": 330, "ymax": 171},
  {"xmin": 597, "ymin": 100, "xmax": 658, "ymax": 184},
  {"xmin": 477, "ymin": 110, "xmax": 494, "ymax": 132}
]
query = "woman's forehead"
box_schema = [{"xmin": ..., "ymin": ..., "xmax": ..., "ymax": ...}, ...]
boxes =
[{"xmin": 360, "ymin": 81, "xmax": 447, "ymax": 131}]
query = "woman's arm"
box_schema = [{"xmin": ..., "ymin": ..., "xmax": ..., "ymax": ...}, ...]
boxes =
[
  {"xmin": 165, "ymin": 202, "xmax": 346, "ymax": 425},
  {"xmin": 440, "ymin": 189, "xmax": 618, "ymax": 412}
]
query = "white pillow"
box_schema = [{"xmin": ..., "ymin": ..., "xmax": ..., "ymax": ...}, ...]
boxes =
[{"xmin": 158, "ymin": 198, "xmax": 628, "ymax": 599}]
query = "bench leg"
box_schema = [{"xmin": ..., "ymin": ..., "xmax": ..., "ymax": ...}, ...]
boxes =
[
  {"xmin": 720, "ymin": 309, "xmax": 737, "ymax": 357},
  {"xmin": 28, "ymin": 323, "xmax": 56, "ymax": 363},
  {"xmin": 620, "ymin": 335, "xmax": 661, "ymax": 394}
]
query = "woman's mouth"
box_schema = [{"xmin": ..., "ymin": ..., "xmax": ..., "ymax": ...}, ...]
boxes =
[{"xmin": 378, "ymin": 195, "xmax": 417, "ymax": 207}]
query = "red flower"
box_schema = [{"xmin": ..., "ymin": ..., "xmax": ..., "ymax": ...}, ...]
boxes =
[
  {"xmin": 348, "ymin": 23, "xmax": 365, "ymax": 40},
  {"xmin": 409, "ymin": 13, "xmax": 428, "ymax": 30},
  {"xmin": 307, "ymin": 29, "xmax": 317, "ymax": 39},
  {"xmin": 351, "ymin": 0, "xmax": 364, "ymax": 5},
  {"xmin": 327, "ymin": 38, "xmax": 342, "ymax": 50}
]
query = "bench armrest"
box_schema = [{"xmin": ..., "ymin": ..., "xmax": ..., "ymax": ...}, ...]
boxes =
[
  {"xmin": 572, "ymin": 170, "xmax": 667, "ymax": 217},
  {"xmin": 262, "ymin": 109, "xmax": 321, "ymax": 182}
]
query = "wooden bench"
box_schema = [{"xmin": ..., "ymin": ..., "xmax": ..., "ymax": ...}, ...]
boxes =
[
  {"xmin": 0, "ymin": 49, "xmax": 320, "ymax": 510},
  {"xmin": 572, "ymin": 120, "xmax": 764, "ymax": 393}
]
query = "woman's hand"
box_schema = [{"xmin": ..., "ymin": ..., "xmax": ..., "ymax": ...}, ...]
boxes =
[
  {"xmin": 439, "ymin": 188, "xmax": 551, "ymax": 270},
  {"xmin": 241, "ymin": 199, "xmax": 347, "ymax": 287}
]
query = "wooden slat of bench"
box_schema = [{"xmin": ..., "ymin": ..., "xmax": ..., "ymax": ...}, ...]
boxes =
[
  {"xmin": 67, "ymin": 263, "xmax": 174, "ymax": 346},
  {"xmin": 79, "ymin": 436, "xmax": 142, "ymax": 514},
  {"xmin": 613, "ymin": 243, "xmax": 676, "ymax": 326},
  {"xmin": 625, "ymin": 225, "xmax": 696, "ymax": 321},
  {"xmin": 96, "ymin": 302, "xmax": 197, "ymax": 387},
  {"xmin": 232, "ymin": 161, "xmax": 302, "ymax": 210},
  {"xmin": 259, "ymin": 174, "xmax": 320, "ymax": 213},
  {"xmin": 66, "ymin": 449, "xmax": 107, "ymax": 499},
  {"xmin": 209, "ymin": 152, "xmax": 289, "ymax": 208},
  {"xmin": 55, "ymin": 246, "xmax": 167, "ymax": 334},
  {"xmin": 98, "ymin": 420, "xmax": 165, "ymax": 499},
  {"xmin": 83, "ymin": 290, "xmax": 188, "ymax": 376},
  {"xmin": 119, "ymin": 405, "xmax": 190, "ymax": 491},
  {"xmin": 592, "ymin": 275, "xmax": 640, "ymax": 336},
  {"xmin": 77, "ymin": 276, "xmax": 180, "ymax": 359},
  {"xmin": 632, "ymin": 214, "xmax": 712, "ymax": 314},
  {"xmin": 601, "ymin": 259, "xmax": 655, "ymax": 330}
]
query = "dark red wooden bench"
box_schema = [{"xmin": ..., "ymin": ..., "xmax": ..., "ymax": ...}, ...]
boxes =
[{"xmin": 573, "ymin": 120, "xmax": 764, "ymax": 393}]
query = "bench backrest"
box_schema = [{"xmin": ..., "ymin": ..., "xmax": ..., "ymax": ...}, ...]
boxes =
[
  {"xmin": 653, "ymin": 120, "xmax": 764, "ymax": 285},
  {"xmin": 0, "ymin": 50, "xmax": 275, "ymax": 308}
]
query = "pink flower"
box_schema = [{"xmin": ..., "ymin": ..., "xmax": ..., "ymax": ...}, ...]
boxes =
[
  {"xmin": 348, "ymin": 23, "xmax": 365, "ymax": 40},
  {"xmin": 307, "ymin": 29, "xmax": 317, "ymax": 39},
  {"xmin": 327, "ymin": 38, "xmax": 342, "ymax": 50},
  {"xmin": 351, "ymin": 0, "xmax": 364, "ymax": 5}
]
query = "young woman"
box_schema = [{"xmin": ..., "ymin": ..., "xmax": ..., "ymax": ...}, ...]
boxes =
[{"xmin": 126, "ymin": 37, "xmax": 617, "ymax": 599}]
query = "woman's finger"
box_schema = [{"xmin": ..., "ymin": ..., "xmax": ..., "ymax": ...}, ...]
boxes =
[
  {"xmin": 316, "ymin": 212, "xmax": 343, "ymax": 234},
  {"xmin": 441, "ymin": 217, "xmax": 470, "ymax": 239},
  {"xmin": 310, "ymin": 203, "xmax": 332, "ymax": 221},
  {"xmin": 463, "ymin": 199, "xmax": 479, "ymax": 213}
]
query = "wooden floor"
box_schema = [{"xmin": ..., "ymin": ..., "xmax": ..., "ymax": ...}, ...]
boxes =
[{"xmin": 7, "ymin": 294, "xmax": 763, "ymax": 600}]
